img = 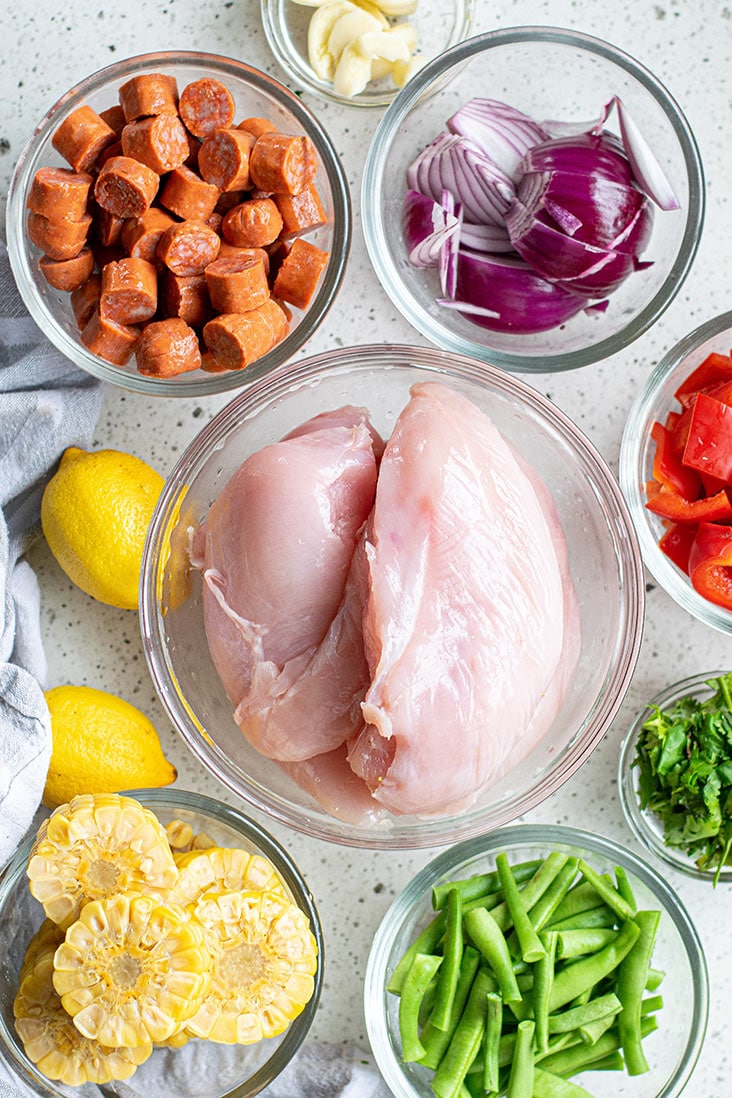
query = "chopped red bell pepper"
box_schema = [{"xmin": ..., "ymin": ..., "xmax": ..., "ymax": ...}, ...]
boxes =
[
  {"xmin": 682, "ymin": 392, "xmax": 732, "ymax": 482},
  {"xmin": 650, "ymin": 420, "xmax": 701, "ymax": 500},
  {"xmin": 689, "ymin": 522, "xmax": 732, "ymax": 611},
  {"xmin": 646, "ymin": 486, "xmax": 732, "ymax": 523},
  {"xmin": 675, "ymin": 351, "xmax": 732, "ymax": 402},
  {"xmin": 659, "ymin": 522, "xmax": 697, "ymax": 574},
  {"xmin": 701, "ymin": 379, "xmax": 732, "ymax": 408},
  {"xmin": 667, "ymin": 402, "xmax": 694, "ymax": 457}
]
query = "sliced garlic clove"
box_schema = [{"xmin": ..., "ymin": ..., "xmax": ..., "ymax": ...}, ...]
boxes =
[
  {"xmin": 391, "ymin": 52, "xmax": 428, "ymax": 88},
  {"xmin": 386, "ymin": 19, "xmax": 419, "ymax": 52},
  {"xmin": 371, "ymin": 0, "xmax": 418, "ymax": 14},
  {"xmin": 307, "ymin": 0, "xmax": 360, "ymax": 81},
  {"xmin": 356, "ymin": 29, "xmax": 411, "ymax": 63},
  {"xmin": 370, "ymin": 56, "xmax": 394, "ymax": 80},
  {"xmin": 352, "ymin": 0, "xmax": 390, "ymax": 24},
  {"xmin": 327, "ymin": 8, "xmax": 386, "ymax": 66},
  {"xmin": 332, "ymin": 40, "xmax": 375, "ymax": 97}
]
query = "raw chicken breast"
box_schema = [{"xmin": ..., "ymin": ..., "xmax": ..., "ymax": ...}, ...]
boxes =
[
  {"xmin": 347, "ymin": 381, "xmax": 575, "ymax": 816},
  {"xmin": 194, "ymin": 407, "xmax": 379, "ymax": 761}
]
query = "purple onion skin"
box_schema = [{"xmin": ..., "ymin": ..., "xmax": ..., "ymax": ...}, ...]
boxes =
[
  {"xmin": 531, "ymin": 174, "xmax": 647, "ymax": 250},
  {"xmin": 454, "ymin": 252, "xmax": 588, "ymax": 333},
  {"xmin": 520, "ymin": 132, "xmax": 634, "ymax": 187}
]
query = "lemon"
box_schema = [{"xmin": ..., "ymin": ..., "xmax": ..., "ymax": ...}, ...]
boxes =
[
  {"xmin": 43, "ymin": 685, "xmax": 177, "ymax": 809},
  {"xmin": 41, "ymin": 447, "xmax": 165, "ymax": 611}
]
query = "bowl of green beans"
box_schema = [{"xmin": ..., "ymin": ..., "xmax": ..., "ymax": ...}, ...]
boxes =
[{"xmin": 364, "ymin": 824, "xmax": 708, "ymax": 1098}]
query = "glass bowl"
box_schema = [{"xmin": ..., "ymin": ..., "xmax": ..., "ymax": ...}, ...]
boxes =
[
  {"xmin": 140, "ymin": 343, "xmax": 645, "ymax": 849},
  {"xmin": 619, "ymin": 312, "xmax": 732, "ymax": 632},
  {"xmin": 361, "ymin": 26, "xmax": 704, "ymax": 373},
  {"xmin": 5, "ymin": 51, "xmax": 351, "ymax": 397},
  {"xmin": 260, "ymin": 0, "xmax": 475, "ymax": 109},
  {"xmin": 618, "ymin": 670, "xmax": 732, "ymax": 884},
  {"xmin": 0, "ymin": 787, "xmax": 324, "ymax": 1098},
  {"xmin": 364, "ymin": 824, "xmax": 709, "ymax": 1097}
]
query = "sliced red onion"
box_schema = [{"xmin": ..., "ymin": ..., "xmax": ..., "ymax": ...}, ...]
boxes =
[
  {"xmin": 595, "ymin": 96, "xmax": 680, "ymax": 210},
  {"xmin": 446, "ymin": 98, "xmax": 548, "ymax": 180},
  {"xmin": 442, "ymin": 251, "xmax": 589, "ymax": 333},
  {"xmin": 439, "ymin": 200, "xmax": 462, "ymax": 300},
  {"xmin": 519, "ymin": 131, "xmax": 634, "ymax": 188},
  {"xmin": 403, "ymin": 188, "xmax": 460, "ymax": 268},
  {"xmin": 406, "ymin": 133, "xmax": 515, "ymax": 225},
  {"xmin": 460, "ymin": 220, "xmax": 513, "ymax": 253}
]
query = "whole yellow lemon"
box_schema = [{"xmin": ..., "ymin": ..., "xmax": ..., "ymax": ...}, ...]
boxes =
[
  {"xmin": 41, "ymin": 447, "xmax": 165, "ymax": 610},
  {"xmin": 43, "ymin": 685, "xmax": 177, "ymax": 808}
]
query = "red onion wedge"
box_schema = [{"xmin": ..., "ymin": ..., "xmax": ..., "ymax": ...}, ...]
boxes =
[
  {"xmin": 403, "ymin": 188, "xmax": 461, "ymax": 268},
  {"xmin": 406, "ymin": 133, "xmax": 514, "ymax": 225},
  {"xmin": 440, "ymin": 251, "xmax": 589, "ymax": 333},
  {"xmin": 595, "ymin": 96, "xmax": 680, "ymax": 211},
  {"xmin": 447, "ymin": 98, "xmax": 549, "ymax": 180},
  {"xmin": 519, "ymin": 131, "xmax": 635, "ymax": 187},
  {"xmin": 439, "ymin": 200, "xmax": 462, "ymax": 300}
]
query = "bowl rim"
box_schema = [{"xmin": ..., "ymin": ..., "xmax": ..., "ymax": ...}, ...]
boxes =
[
  {"xmin": 361, "ymin": 23, "xmax": 706, "ymax": 373},
  {"xmin": 139, "ymin": 341, "xmax": 646, "ymax": 850},
  {"xmin": 259, "ymin": 0, "xmax": 476, "ymax": 110},
  {"xmin": 617, "ymin": 669, "xmax": 732, "ymax": 883},
  {"xmin": 0, "ymin": 786, "xmax": 324, "ymax": 1098},
  {"xmin": 364, "ymin": 822, "xmax": 710, "ymax": 1098},
  {"xmin": 619, "ymin": 309, "xmax": 732, "ymax": 633},
  {"xmin": 5, "ymin": 49, "xmax": 352, "ymax": 398}
]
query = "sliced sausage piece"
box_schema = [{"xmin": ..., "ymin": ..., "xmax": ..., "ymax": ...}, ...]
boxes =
[
  {"xmin": 159, "ymin": 165, "xmax": 220, "ymax": 221},
  {"xmin": 118, "ymin": 73, "xmax": 179, "ymax": 121},
  {"xmin": 121, "ymin": 114, "xmax": 190, "ymax": 174},
  {"xmin": 95, "ymin": 206, "xmax": 125, "ymax": 247},
  {"xmin": 96, "ymin": 139, "xmax": 124, "ymax": 170},
  {"xmin": 81, "ymin": 309, "xmax": 140, "ymax": 365},
  {"xmin": 156, "ymin": 219, "xmax": 220, "ymax": 276},
  {"xmin": 39, "ymin": 247, "xmax": 94, "ymax": 292},
  {"xmin": 161, "ymin": 271, "xmax": 212, "ymax": 327},
  {"xmin": 100, "ymin": 256, "xmax": 158, "ymax": 324},
  {"xmin": 249, "ymin": 133, "xmax": 318, "ymax": 196},
  {"xmin": 27, "ymin": 167, "xmax": 93, "ymax": 222},
  {"xmin": 203, "ymin": 299, "xmax": 288, "ymax": 370},
  {"xmin": 272, "ymin": 237, "xmax": 329, "ymax": 309},
  {"xmin": 205, "ymin": 253, "xmax": 270, "ymax": 314},
  {"xmin": 94, "ymin": 156, "xmax": 159, "ymax": 219},
  {"xmin": 136, "ymin": 317, "xmax": 202, "ymax": 378},
  {"xmin": 217, "ymin": 241, "xmax": 270, "ymax": 271},
  {"xmin": 221, "ymin": 198, "xmax": 283, "ymax": 248},
  {"xmin": 206, "ymin": 210, "xmax": 223, "ymax": 235},
  {"xmin": 275, "ymin": 184, "xmax": 327, "ymax": 238},
  {"xmin": 257, "ymin": 296, "xmax": 290, "ymax": 344},
  {"xmin": 236, "ymin": 116, "xmax": 278, "ymax": 139},
  {"xmin": 121, "ymin": 207, "xmax": 176, "ymax": 265},
  {"xmin": 198, "ymin": 129, "xmax": 255, "ymax": 192},
  {"xmin": 178, "ymin": 78, "xmax": 235, "ymax": 139},
  {"xmin": 214, "ymin": 189, "xmax": 246, "ymax": 215},
  {"xmin": 99, "ymin": 105, "xmax": 126, "ymax": 136},
  {"xmin": 200, "ymin": 348, "xmax": 229, "ymax": 373},
  {"xmin": 52, "ymin": 105, "xmax": 117, "ymax": 173},
  {"xmin": 71, "ymin": 273, "xmax": 101, "ymax": 330},
  {"xmin": 27, "ymin": 211, "xmax": 92, "ymax": 261}
]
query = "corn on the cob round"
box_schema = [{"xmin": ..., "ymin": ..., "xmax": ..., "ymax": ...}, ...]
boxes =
[
  {"xmin": 27, "ymin": 793, "xmax": 178, "ymax": 929},
  {"xmin": 169, "ymin": 846, "xmax": 286, "ymax": 907},
  {"xmin": 186, "ymin": 889, "xmax": 318, "ymax": 1045},
  {"xmin": 52, "ymin": 892, "xmax": 211, "ymax": 1048}
]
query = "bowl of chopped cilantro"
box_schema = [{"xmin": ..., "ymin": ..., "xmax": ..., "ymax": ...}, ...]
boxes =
[{"xmin": 619, "ymin": 670, "xmax": 732, "ymax": 884}]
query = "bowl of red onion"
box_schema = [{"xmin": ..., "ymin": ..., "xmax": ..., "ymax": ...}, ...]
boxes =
[{"xmin": 361, "ymin": 26, "xmax": 704, "ymax": 373}]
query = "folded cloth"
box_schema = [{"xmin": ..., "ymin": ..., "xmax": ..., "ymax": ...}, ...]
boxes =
[{"xmin": 0, "ymin": 239, "xmax": 103, "ymax": 866}]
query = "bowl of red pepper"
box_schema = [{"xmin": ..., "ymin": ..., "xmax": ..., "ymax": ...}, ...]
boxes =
[{"xmin": 619, "ymin": 311, "xmax": 732, "ymax": 632}]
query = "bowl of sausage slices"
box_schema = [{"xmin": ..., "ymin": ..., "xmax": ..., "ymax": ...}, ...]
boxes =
[{"xmin": 6, "ymin": 51, "xmax": 351, "ymax": 395}]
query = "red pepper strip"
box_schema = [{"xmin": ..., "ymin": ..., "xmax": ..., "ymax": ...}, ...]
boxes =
[
  {"xmin": 668, "ymin": 402, "xmax": 694, "ymax": 457},
  {"xmin": 702, "ymin": 379, "xmax": 732, "ymax": 408},
  {"xmin": 664, "ymin": 410, "xmax": 681, "ymax": 432},
  {"xmin": 689, "ymin": 522, "xmax": 732, "ymax": 611},
  {"xmin": 650, "ymin": 421, "xmax": 701, "ymax": 500},
  {"xmin": 659, "ymin": 522, "xmax": 697, "ymax": 574},
  {"xmin": 675, "ymin": 351, "xmax": 732, "ymax": 402},
  {"xmin": 646, "ymin": 487, "xmax": 732, "ymax": 523},
  {"xmin": 682, "ymin": 392, "xmax": 732, "ymax": 481}
]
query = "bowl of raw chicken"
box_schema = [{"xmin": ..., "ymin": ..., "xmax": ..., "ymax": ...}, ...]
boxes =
[{"xmin": 140, "ymin": 344, "xmax": 645, "ymax": 848}]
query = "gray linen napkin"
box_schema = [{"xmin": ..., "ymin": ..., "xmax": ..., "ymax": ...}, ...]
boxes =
[{"xmin": 0, "ymin": 239, "xmax": 103, "ymax": 866}]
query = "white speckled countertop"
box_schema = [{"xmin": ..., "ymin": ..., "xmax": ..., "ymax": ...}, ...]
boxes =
[{"xmin": 1, "ymin": 0, "xmax": 731, "ymax": 1093}]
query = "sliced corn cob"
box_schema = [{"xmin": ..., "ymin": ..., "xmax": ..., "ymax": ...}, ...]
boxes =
[
  {"xmin": 27, "ymin": 793, "xmax": 178, "ymax": 929},
  {"xmin": 186, "ymin": 889, "xmax": 318, "ymax": 1045},
  {"xmin": 169, "ymin": 846, "xmax": 286, "ymax": 907},
  {"xmin": 14, "ymin": 931, "xmax": 151, "ymax": 1085},
  {"xmin": 52, "ymin": 892, "xmax": 211, "ymax": 1048},
  {"xmin": 18, "ymin": 919, "xmax": 64, "ymax": 988},
  {"xmin": 165, "ymin": 818, "xmax": 195, "ymax": 853}
]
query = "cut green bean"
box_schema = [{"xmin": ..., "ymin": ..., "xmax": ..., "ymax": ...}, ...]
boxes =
[
  {"xmin": 547, "ymin": 905, "xmax": 617, "ymax": 932},
  {"xmin": 496, "ymin": 852, "xmax": 547, "ymax": 963},
  {"xmin": 546, "ymin": 879, "xmax": 611, "ymax": 925},
  {"xmin": 420, "ymin": 946, "xmax": 481, "ymax": 1071},
  {"xmin": 555, "ymin": 927, "xmax": 617, "ymax": 959},
  {"xmin": 585, "ymin": 1051, "xmax": 625, "ymax": 1071},
  {"xmin": 525, "ymin": 858, "xmax": 581, "ymax": 932},
  {"xmin": 547, "ymin": 992, "xmax": 622, "ymax": 1035},
  {"xmin": 483, "ymin": 992, "xmax": 502, "ymax": 1093},
  {"xmin": 577, "ymin": 860, "xmax": 635, "ymax": 923},
  {"xmin": 614, "ymin": 866, "xmax": 637, "ymax": 912},
  {"xmin": 533, "ymin": 1067, "xmax": 595, "ymax": 1097},
  {"xmin": 491, "ymin": 853, "xmax": 570, "ymax": 934},
  {"xmin": 463, "ymin": 907, "xmax": 521, "ymax": 1002},
  {"xmin": 431, "ymin": 888, "xmax": 464, "ymax": 1032},
  {"xmin": 506, "ymin": 1019, "xmax": 535, "ymax": 1098},
  {"xmin": 388, "ymin": 911, "xmax": 446, "ymax": 993},
  {"xmin": 431, "ymin": 968, "xmax": 494, "ymax": 1098},
  {"xmin": 641, "ymin": 994, "xmax": 664, "ymax": 1015},
  {"xmin": 617, "ymin": 909, "xmax": 661, "ymax": 1075},
  {"xmin": 646, "ymin": 966, "xmax": 665, "ymax": 991},
  {"xmin": 579, "ymin": 1012, "xmax": 618, "ymax": 1046},
  {"xmin": 549, "ymin": 919, "xmax": 640, "ymax": 1011},
  {"xmin": 540, "ymin": 1015, "xmax": 658, "ymax": 1077},
  {"xmin": 398, "ymin": 952, "xmax": 443, "ymax": 1062},
  {"xmin": 431, "ymin": 861, "xmax": 542, "ymax": 910},
  {"xmin": 534, "ymin": 930, "xmax": 557, "ymax": 1054}
]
